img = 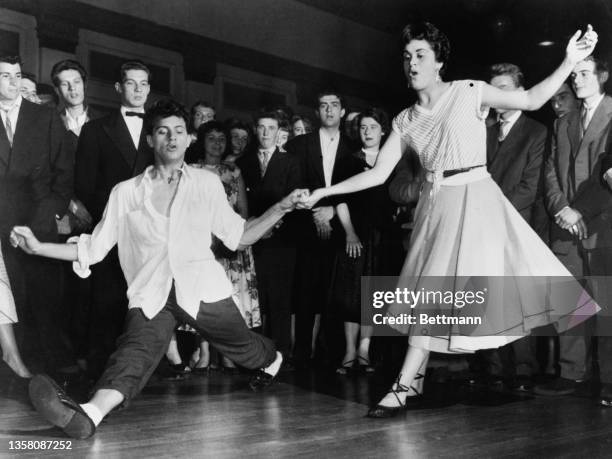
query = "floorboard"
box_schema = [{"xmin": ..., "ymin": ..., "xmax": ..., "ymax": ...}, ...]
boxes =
[{"xmin": 1, "ymin": 365, "xmax": 612, "ymax": 458}]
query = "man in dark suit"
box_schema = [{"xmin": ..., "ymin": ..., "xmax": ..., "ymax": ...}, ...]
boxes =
[
  {"xmin": 52, "ymin": 59, "xmax": 104, "ymax": 170},
  {"xmin": 0, "ymin": 54, "xmax": 76, "ymax": 375},
  {"xmin": 285, "ymin": 90, "xmax": 353, "ymax": 366},
  {"xmin": 51, "ymin": 59, "xmax": 104, "ymax": 367},
  {"xmin": 476, "ymin": 63, "xmax": 547, "ymax": 391},
  {"xmin": 74, "ymin": 60, "xmax": 154, "ymax": 378},
  {"xmin": 52, "ymin": 59, "xmax": 106, "ymax": 232},
  {"xmin": 238, "ymin": 111, "xmax": 301, "ymax": 363},
  {"xmin": 531, "ymin": 82, "xmax": 582, "ymax": 248},
  {"xmin": 599, "ymin": 120, "xmax": 612, "ymax": 406},
  {"xmin": 536, "ymin": 56, "xmax": 612, "ymax": 399},
  {"xmin": 487, "ymin": 64, "xmax": 547, "ymax": 224}
]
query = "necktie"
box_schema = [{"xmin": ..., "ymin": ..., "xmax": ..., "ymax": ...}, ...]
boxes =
[
  {"xmin": 580, "ymin": 105, "xmax": 590, "ymax": 138},
  {"xmin": 260, "ymin": 150, "xmax": 270, "ymax": 177},
  {"xmin": 498, "ymin": 119, "xmax": 510, "ymax": 142},
  {"xmin": 125, "ymin": 111, "xmax": 145, "ymax": 118},
  {"xmin": 0, "ymin": 105, "xmax": 15, "ymax": 147}
]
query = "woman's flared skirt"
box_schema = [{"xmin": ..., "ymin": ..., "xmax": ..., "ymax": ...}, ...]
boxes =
[{"xmin": 388, "ymin": 170, "xmax": 599, "ymax": 353}]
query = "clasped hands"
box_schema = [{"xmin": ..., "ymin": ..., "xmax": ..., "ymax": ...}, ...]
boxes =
[
  {"xmin": 555, "ymin": 206, "xmax": 588, "ymax": 240},
  {"xmin": 280, "ymin": 187, "xmax": 328, "ymax": 211},
  {"xmin": 278, "ymin": 189, "xmax": 311, "ymax": 212}
]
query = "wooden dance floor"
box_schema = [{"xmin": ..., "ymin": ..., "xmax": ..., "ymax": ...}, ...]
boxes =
[{"xmin": 2, "ymin": 365, "xmax": 612, "ymax": 458}]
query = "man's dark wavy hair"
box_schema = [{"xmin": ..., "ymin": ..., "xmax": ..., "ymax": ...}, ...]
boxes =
[{"xmin": 144, "ymin": 99, "xmax": 189, "ymax": 135}]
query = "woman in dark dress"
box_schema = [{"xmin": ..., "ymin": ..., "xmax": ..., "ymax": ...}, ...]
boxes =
[{"xmin": 333, "ymin": 108, "xmax": 397, "ymax": 374}]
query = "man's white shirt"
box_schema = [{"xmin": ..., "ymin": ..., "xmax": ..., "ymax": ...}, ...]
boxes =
[
  {"xmin": 319, "ymin": 128, "xmax": 340, "ymax": 187},
  {"xmin": 70, "ymin": 164, "xmax": 245, "ymax": 319},
  {"xmin": 120, "ymin": 106, "xmax": 145, "ymax": 149}
]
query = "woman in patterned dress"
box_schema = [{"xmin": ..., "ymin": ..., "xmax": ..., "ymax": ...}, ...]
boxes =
[
  {"xmin": 301, "ymin": 22, "xmax": 599, "ymax": 417},
  {"xmin": 189, "ymin": 121, "xmax": 261, "ymax": 371},
  {"xmin": 0, "ymin": 242, "xmax": 31, "ymax": 378}
]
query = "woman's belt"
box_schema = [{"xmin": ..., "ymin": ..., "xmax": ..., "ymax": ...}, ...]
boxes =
[
  {"xmin": 425, "ymin": 165, "xmax": 489, "ymax": 186},
  {"xmin": 442, "ymin": 164, "xmax": 486, "ymax": 178}
]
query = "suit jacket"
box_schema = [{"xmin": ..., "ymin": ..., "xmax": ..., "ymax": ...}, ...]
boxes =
[
  {"xmin": 599, "ymin": 119, "xmax": 612, "ymax": 177},
  {"xmin": 60, "ymin": 106, "xmax": 105, "ymax": 160},
  {"xmin": 388, "ymin": 148, "xmax": 423, "ymax": 206},
  {"xmin": 0, "ymin": 99, "xmax": 72, "ymax": 241},
  {"xmin": 285, "ymin": 130, "xmax": 353, "ymax": 242},
  {"xmin": 75, "ymin": 109, "xmax": 153, "ymax": 223},
  {"xmin": 486, "ymin": 114, "xmax": 547, "ymax": 223},
  {"xmin": 545, "ymin": 94, "xmax": 612, "ymax": 251},
  {"xmin": 237, "ymin": 146, "xmax": 301, "ymax": 246}
]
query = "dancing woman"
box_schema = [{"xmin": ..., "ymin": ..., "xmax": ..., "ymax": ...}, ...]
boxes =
[
  {"xmin": 0, "ymin": 242, "xmax": 31, "ymax": 378},
  {"xmin": 301, "ymin": 22, "xmax": 600, "ymax": 417}
]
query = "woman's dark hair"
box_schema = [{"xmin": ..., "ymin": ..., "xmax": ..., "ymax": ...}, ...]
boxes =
[
  {"xmin": 226, "ymin": 117, "xmax": 252, "ymax": 135},
  {"xmin": 291, "ymin": 114, "xmax": 313, "ymax": 134},
  {"xmin": 195, "ymin": 120, "xmax": 229, "ymax": 159},
  {"xmin": 401, "ymin": 22, "xmax": 451, "ymax": 75},
  {"xmin": 357, "ymin": 107, "xmax": 390, "ymax": 143}
]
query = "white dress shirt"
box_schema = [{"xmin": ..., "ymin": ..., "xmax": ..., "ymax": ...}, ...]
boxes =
[
  {"xmin": 63, "ymin": 108, "xmax": 89, "ymax": 137},
  {"xmin": 319, "ymin": 128, "xmax": 340, "ymax": 187},
  {"xmin": 0, "ymin": 95, "xmax": 22, "ymax": 136},
  {"xmin": 120, "ymin": 106, "xmax": 144, "ymax": 149},
  {"xmin": 71, "ymin": 164, "xmax": 245, "ymax": 319}
]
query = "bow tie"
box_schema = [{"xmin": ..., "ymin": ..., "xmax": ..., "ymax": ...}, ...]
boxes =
[{"xmin": 125, "ymin": 111, "xmax": 144, "ymax": 118}]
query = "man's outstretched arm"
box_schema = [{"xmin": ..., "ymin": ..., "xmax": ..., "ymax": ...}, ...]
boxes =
[
  {"xmin": 10, "ymin": 226, "xmax": 78, "ymax": 261},
  {"xmin": 237, "ymin": 189, "xmax": 308, "ymax": 249}
]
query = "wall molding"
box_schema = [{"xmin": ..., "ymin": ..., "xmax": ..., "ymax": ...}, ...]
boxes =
[
  {"xmin": 0, "ymin": 6, "xmax": 39, "ymax": 75},
  {"xmin": 0, "ymin": 0, "xmax": 401, "ymax": 105}
]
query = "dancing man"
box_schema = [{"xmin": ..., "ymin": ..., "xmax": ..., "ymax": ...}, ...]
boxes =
[{"xmin": 10, "ymin": 99, "xmax": 306, "ymax": 439}]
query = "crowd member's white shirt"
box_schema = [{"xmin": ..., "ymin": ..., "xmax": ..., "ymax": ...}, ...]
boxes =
[
  {"xmin": 63, "ymin": 108, "xmax": 89, "ymax": 137},
  {"xmin": 71, "ymin": 164, "xmax": 245, "ymax": 319},
  {"xmin": 319, "ymin": 128, "xmax": 340, "ymax": 187},
  {"xmin": 120, "ymin": 106, "xmax": 145, "ymax": 149}
]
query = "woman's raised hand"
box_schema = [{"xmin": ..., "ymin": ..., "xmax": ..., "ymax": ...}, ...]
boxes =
[{"xmin": 566, "ymin": 24, "xmax": 598, "ymax": 65}]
